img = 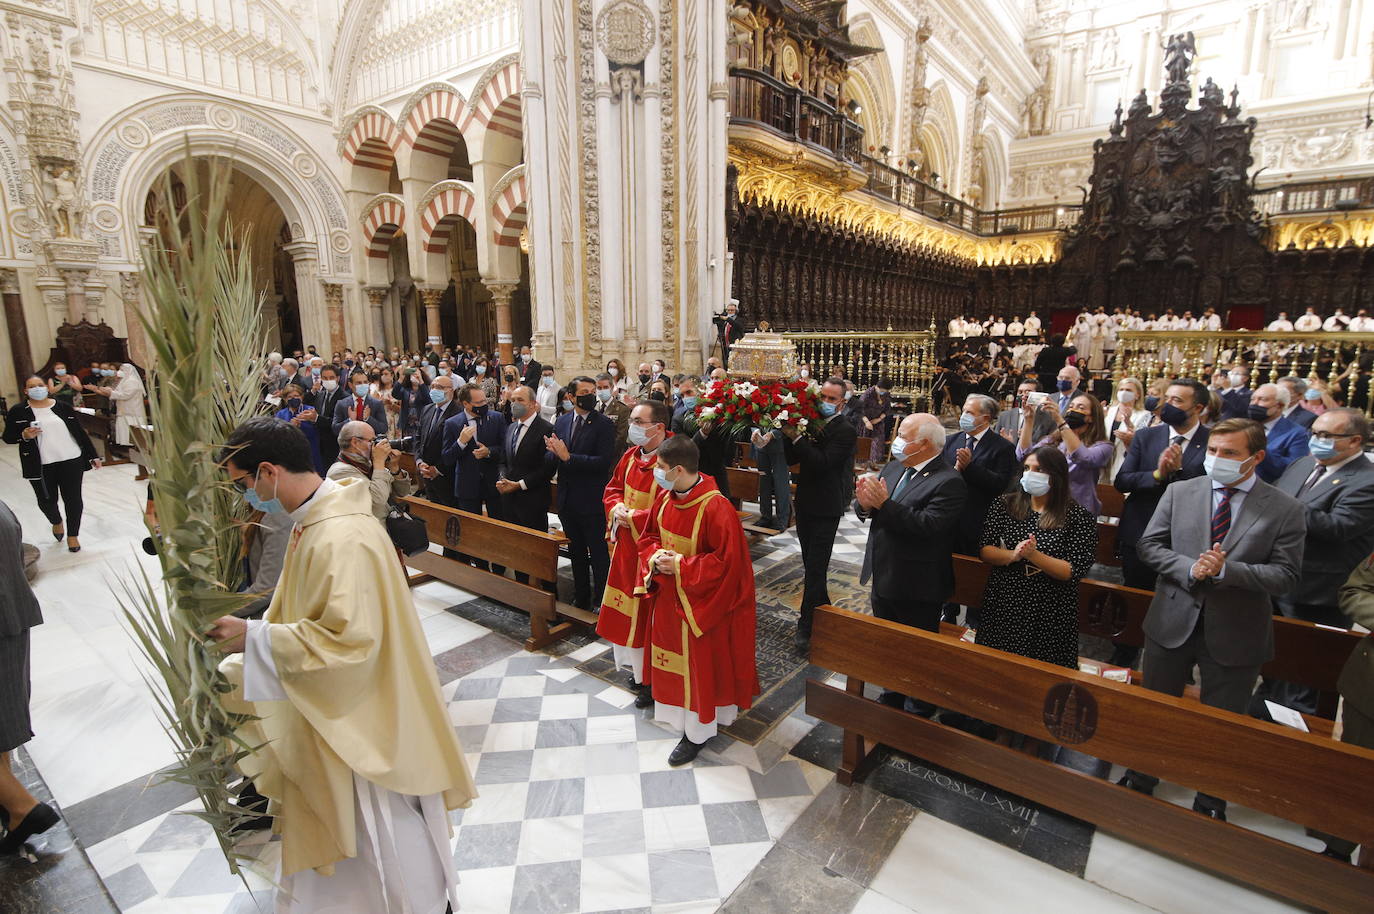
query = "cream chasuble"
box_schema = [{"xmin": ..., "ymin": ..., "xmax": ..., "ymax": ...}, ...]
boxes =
[{"xmin": 220, "ymin": 476, "xmax": 476, "ymax": 909}]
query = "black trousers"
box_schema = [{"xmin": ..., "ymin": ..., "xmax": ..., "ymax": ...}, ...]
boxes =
[
  {"xmin": 1111, "ymin": 546, "xmax": 1158, "ymax": 667},
  {"xmin": 456, "ymin": 493, "xmax": 508, "ymax": 575},
  {"xmin": 795, "ymin": 512, "xmax": 841, "ymax": 636},
  {"xmin": 30, "ymin": 457, "xmax": 86, "ymax": 536},
  {"xmin": 872, "ymin": 594, "xmax": 943, "ymax": 714},
  {"xmin": 504, "ymin": 489, "xmax": 552, "ymax": 587},
  {"xmin": 560, "ymin": 509, "xmax": 610, "ymax": 610}
]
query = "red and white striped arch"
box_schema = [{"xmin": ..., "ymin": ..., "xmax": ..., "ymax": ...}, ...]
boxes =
[
  {"xmin": 361, "ymin": 196, "xmax": 405, "ymax": 258},
  {"xmin": 463, "ymin": 59, "xmax": 523, "ymax": 140},
  {"xmin": 491, "ymin": 171, "xmax": 527, "ymax": 248},
  {"xmin": 420, "ymin": 184, "xmax": 478, "ymax": 253},
  {"xmin": 402, "ymin": 87, "xmax": 470, "ymax": 156},
  {"xmin": 342, "ymin": 109, "xmax": 400, "ymax": 172}
]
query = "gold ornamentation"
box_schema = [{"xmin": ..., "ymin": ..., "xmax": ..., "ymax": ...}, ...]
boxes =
[
  {"xmin": 728, "ymin": 146, "xmax": 1061, "ymax": 265},
  {"xmin": 725, "ymin": 332, "xmax": 798, "ymax": 381},
  {"xmin": 1268, "ymin": 214, "xmax": 1374, "ymax": 251}
]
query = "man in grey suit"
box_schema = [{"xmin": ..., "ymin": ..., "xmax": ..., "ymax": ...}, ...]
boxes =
[
  {"xmin": 855, "ymin": 413, "xmax": 967, "ymax": 715},
  {"xmin": 995, "ymin": 378, "xmax": 1057, "ymax": 442},
  {"xmin": 1252, "ymin": 408, "xmax": 1374, "ymax": 716},
  {"xmin": 1119, "ymin": 418, "xmax": 1306, "ymax": 820}
]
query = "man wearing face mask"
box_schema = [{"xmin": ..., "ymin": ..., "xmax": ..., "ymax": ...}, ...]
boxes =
[
  {"xmin": 495, "ymin": 386, "xmax": 556, "ymax": 538},
  {"xmin": 519, "ymin": 345, "xmax": 542, "ymax": 388},
  {"xmin": 330, "ymin": 370, "xmax": 387, "ymax": 438},
  {"xmin": 1248, "ymin": 383, "xmax": 1310, "ymax": 482},
  {"xmin": 634, "ymin": 435, "xmax": 757, "ymax": 766},
  {"xmin": 634, "ymin": 363, "xmax": 656, "ymax": 400},
  {"xmin": 545, "ymin": 376, "xmax": 618, "ymax": 611},
  {"xmin": 1115, "ymin": 379, "xmax": 1213, "ymax": 596},
  {"xmin": 440, "ymin": 384, "xmax": 509, "ymax": 571},
  {"xmin": 941, "ymin": 394, "xmax": 1017, "ymax": 623},
  {"xmin": 1052, "ymin": 365, "xmax": 1084, "ymax": 413},
  {"xmin": 208, "ymin": 418, "xmax": 474, "ymax": 912},
  {"xmin": 414, "ymin": 375, "xmax": 462, "ymax": 508},
  {"xmin": 599, "ymin": 401, "xmax": 672, "ymax": 706},
  {"xmin": 594, "ymin": 372, "xmax": 631, "ymax": 453},
  {"xmin": 326, "ymin": 421, "xmax": 414, "ymax": 521},
  {"xmin": 1219, "ymin": 364, "xmax": 1252, "ymax": 419},
  {"xmin": 996, "ymin": 379, "xmax": 1057, "ymax": 441},
  {"xmin": 855, "ymin": 413, "xmax": 967, "ymax": 714},
  {"xmin": 536, "ymin": 368, "xmax": 560, "ymax": 422},
  {"xmin": 1120, "ymin": 418, "xmax": 1305, "ymax": 820},
  {"xmin": 783, "ymin": 378, "xmax": 859, "ymax": 652},
  {"xmin": 1253, "ymin": 409, "xmax": 1374, "ymax": 716},
  {"xmin": 308, "ymin": 366, "xmax": 348, "ymax": 468},
  {"xmin": 1277, "ymin": 376, "xmax": 1317, "ymax": 430},
  {"xmin": 671, "ymin": 377, "xmax": 700, "ymax": 432}
]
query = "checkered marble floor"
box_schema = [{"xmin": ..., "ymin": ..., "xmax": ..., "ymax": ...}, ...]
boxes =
[{"xmin": 80, "ymin": 645, "xmax": 832, "ymax": 914}]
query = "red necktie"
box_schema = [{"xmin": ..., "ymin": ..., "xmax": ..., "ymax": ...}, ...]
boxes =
[{"xmin": 355, "ymin": 397, "xmax": 363, "ymax": 419}]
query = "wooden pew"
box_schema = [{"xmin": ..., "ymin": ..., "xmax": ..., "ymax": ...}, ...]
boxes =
[
  {"xmin": 401, "ymin": 495, "xmax": 594, "ymax": 651},
  {"xmin": 1096, "ymin": 483, "xmax": 1125, "ymax": 519},
  {"xmin": 806, "ymin": 606, "xmax": 1374, "ymax": 911},
  {"xmin": 947, "ymin": 554, "xmax": 1363, "ymax": 711}
]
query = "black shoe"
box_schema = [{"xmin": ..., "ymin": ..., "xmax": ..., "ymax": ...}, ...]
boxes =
[
  {"xmin": 793, "ymin": 631, "xmax": 811, "ymax": 653},
  {"xmin": 668, "ymin": 736, "xmax": 705, "ymax": 767},
  {"xmin": 758, "ymin": 517, "xmax": 777, "ymax": 529},
  {"xmin": 0, "ymin": 803, "xmax": 60, "ymax": 854},
  {"xmin": 877, "ymin": 691, "xmax": 906, "ymax": 709},
  {"xmin": 1191, "ymin": 797, "xmax": 1226, "ymax": 821},
  {"xmin": 1321, "ymin": 846, "xmax": 1353, "ymax": 864},
  {"xmin": 1117, "ymin": 773, "xmax": 1154, "ymax": 796}
]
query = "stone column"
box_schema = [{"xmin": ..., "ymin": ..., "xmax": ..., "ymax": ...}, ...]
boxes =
[
  {"xmin": 283, "ymin": 242, "xmax": 327, "ymax": 351},
  {"xmin": 321, "ymin": 282, "xmax": 346, "ymax": 357},
  {"xmin": 118, "ymin": 273, "xmax": 150, "ymax": 366},
  {"xmin": 487, "ymin": 281, "xmax": 519, "ymax": 364},
  {"xmin": 365, "ymin": 286, "xmax": 389, "ymax": 347},
  {"xmin": 420, "ymin": 286, "xmax": 444, "ymax": 348},
  {"xmin": 60, "ymin": 268, "xmax": 90, "ymax": 325},
  {"xmin": 1, "ymin": 269, "xmax": 33, "ymax": 384}
]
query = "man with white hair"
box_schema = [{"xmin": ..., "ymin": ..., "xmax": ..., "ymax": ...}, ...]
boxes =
[
  {"xmin": 854, "ymin": 413, "xmax": 967, "ymax": 714},
  {"xmin": 1054, "ymin": 364, "xmax": 1083, "ymax": 413},
  {"xmin": 281, "ymin": 358, "xmax": 308, "ymax": 393},
  {"xmin": 1277, "ymin": 376, "xmax": 1317, "ymax": 430},
  {"xmin": 1249, "ymin": 383, "xmax": 1311, "ymax": 482}
]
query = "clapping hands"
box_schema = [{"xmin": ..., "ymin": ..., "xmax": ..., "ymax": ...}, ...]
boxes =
[
  {"xmin": 1192, "ymin": 542, "xmax": 1226, "ymax": 580},
  {"xmin": 1012, "ymin": 535, "xmax": 1038, "ymax": 562}
]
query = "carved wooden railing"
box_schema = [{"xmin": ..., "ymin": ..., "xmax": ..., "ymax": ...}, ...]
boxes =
[
  {"xmin": 728, "ymin": 68, "xmax": 863, "ymax": 164},
  {"xmin": 782, "ymin": 326, "xmax": 938, "ymax": 402},
  {"xmin": 1114, "ymin": 330, "xmax": 1374, "ymax": 417},
  {"xmin": 1255, "ymin": 177, "xmax": 1374, "ymax": 216}
]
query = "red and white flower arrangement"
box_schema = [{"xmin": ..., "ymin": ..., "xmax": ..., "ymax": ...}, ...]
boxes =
[{"xmin": 694, "ymin": 377, "xmax": 828, "ymax": 437}]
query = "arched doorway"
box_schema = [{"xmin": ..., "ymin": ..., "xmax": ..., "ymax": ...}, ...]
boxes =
[{"xmin": 142, "ymin": 162, "xmax": 303, "ymax": 351}]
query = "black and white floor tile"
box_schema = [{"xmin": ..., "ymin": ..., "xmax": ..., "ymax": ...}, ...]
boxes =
[{"xmin": 0, "ymin": 451, "xmax": 1319, "ymax": 913}]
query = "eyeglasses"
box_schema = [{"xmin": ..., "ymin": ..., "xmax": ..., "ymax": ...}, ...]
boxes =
[{"xmin": 1311, "ymin": 431, "xmax": 1358, "ymax": 442}]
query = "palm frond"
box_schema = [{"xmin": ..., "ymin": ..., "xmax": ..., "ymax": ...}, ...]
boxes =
[{"xmin": 119, "ymin": 141, "xmax": 270, "ymax": 876}]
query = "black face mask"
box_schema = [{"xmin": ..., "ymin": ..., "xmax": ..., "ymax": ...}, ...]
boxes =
[
  {"xmin": 1144, "ymin": 395, "xmax": 1160, "ymax": 412},
  {"xmin": 1159, "ymin": 402, "xmax": 1191, "ymax": 428},
  {"xmin": 287, "ymin": 398, "xmax": 302, "ymax": 410},
  {"xmin": 648, "ymin": 391, "xmax": 666, "ymax": 402},
  {"xmin": 639, "ymin": 373, "xmax": 651, "ymax": 384},
  {"xmin": 1246, "ymin": 404, "xmax": 1271, "ymax": 423},
  {"xmin": 575, "ymin": 393, "xmax": 597, "ymax": 412},
  {"xmin": 474, "ymin": 403, "xmax": 489, "ymax": 418},
  {"xmin": 1063, "ymin": 410, "xmax": 1088, "ymax": 430}
]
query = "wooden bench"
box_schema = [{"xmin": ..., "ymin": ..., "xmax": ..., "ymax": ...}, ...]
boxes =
[
  {"xmin": 400, "ymin": 495, "xmax": 595, "ymax": 651},
  {"xmin": 727, "ymin": 466, "xmax": 797, "ymax": 536},
  {"xmin": 1097, "ymin": 482, "xmax": 1124, "ymax": 519},
  {"xmin": 806, "ymin": 606, "xmax": 1374, "ymax": 911}
]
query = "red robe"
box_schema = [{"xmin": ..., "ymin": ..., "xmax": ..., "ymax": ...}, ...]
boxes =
[
  {"xmin": 596, "ymin": 444, "xmax": 660, "ymax": 648},
  {"xmin": 634, "ymin": 474, "xmax": 758, "ymax": 722}
]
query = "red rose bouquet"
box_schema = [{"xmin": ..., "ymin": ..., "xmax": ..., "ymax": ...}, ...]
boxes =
[{"xmin": 693, "ymin": 377, "xmax": 828, "ymax": 437}]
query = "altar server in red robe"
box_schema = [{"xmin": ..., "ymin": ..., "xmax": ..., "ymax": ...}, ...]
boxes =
[
  {"xmin": 597, "ymin": 400, "xmax": 672, "ymax": 708},
  {"xmin": 634, "ymin": 435, "xmax": 759, "ymax": 766}
]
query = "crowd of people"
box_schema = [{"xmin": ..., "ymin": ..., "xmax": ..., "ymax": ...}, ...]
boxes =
[{"xmin": 5, "ymin": 319, "xmax": 1374, "ymax": 904}]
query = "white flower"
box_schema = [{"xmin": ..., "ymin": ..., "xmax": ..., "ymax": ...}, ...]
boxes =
[
  {"xmin": 798, "ymin": 418, "xmax": 809, "ymax": 429},
  {"xmin": 732, "ymin": 382, "xmax": 758, "ymax": 399},
  {"xmin": 806, "ymin": 380, "xmax": 821, "ymax": 394},
  {"xmin": 775, "ymin": 410, "xmax": 789, "ymax": 423},
  {"xmin": 780, "ymin": 393, "xmax": 797, "ymax": 405},
  {"xmin": 698, "ymin": 406, "xmax": 719, "ymax": 421}
]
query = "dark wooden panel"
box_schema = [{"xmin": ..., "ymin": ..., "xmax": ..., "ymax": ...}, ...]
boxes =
[
  {"xmin": 809, "ymin": 606, "xmax": 1374, "ymax": 841},
  {"xmin": 406, "ymin": 550, "xmax": 555, "ymax": 620},
  {"xmin": 805, "ymin": 681, "xmax": 1374, "ymax": 913},
  {"xmin": 401, "ymin": 496, "xmax": 565, "ymax": 580},
  {"xmin": 1097, "ymin": 484, "xmax": 1125, "ymax": 519}
]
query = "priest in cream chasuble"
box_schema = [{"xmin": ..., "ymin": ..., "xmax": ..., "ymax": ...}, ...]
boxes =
[
  {"xmin": 598, "ymin": 402, "xmax": 673, "ymax": 688},
  {"xmin": 210, "ymin": 417, "xmax": 475, "ymax": 913},
  {"xmin": 634, "ymin": 435, "xmax": 758, "ymax": 766}
]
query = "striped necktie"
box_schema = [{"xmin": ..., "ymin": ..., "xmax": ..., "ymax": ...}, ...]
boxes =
[{"xmin": 1211, "ymin": 487, "xmax": 1237, "ymax": 545}]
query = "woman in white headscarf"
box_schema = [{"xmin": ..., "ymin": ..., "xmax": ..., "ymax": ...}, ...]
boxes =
[{"xmin": 90, "ymin": 363, "xmax": 146, "ymax": 446}]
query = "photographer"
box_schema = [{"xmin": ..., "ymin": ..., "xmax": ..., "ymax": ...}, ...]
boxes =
[{"xmin": 326, "ymin": 420, "xmax": 415, "ymax": 521}]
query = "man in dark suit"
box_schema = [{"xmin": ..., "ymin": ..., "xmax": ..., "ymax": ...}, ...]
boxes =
[
  {"xmin": 518, "ymin": 345, "xmax": 542, "ymax": 388},
  {"xmin": 1249, "ymin": 383, "xmax": 1310, "ymax": 482},
  {"xmin": 855, "ymin": 412, "xmax": 967, "ymax": 713},
  {"xmin": 1218, "ymin": 364, "xmax": 1252, "ymax": 419},
  {"xmin": 1051, "ymin": 364, "xmax": 1085, "ymax": 414},
  {"xmin": 1278, "ymin": 376, "xmax": 1317, "ymax": 430},
  {"xmin": 1121, "ymin": 418, "xmax": 1306, "ymax": 820},
  {"xmin": 942, "ymin": 393, "xmax": 1017, "ymax": 623},
  {"xmin": 783, "ymin": 377, "xmax": 859, "ymax": 651},
  {"xmin": 546, "ymin": 375, "xmax": 618, "ymax": 610},
  {"xmin": 441, "ymin": 382, "xmax": 508, "ymax": 570},
  {"xmin": 1254, "ymin": 408, "xmax": 1374, "ymax": 715},
  {"xmin": 331, "ymin": 370, "xmax": 387, "ymax": 438},
  {"xmin": 413, "ymin": 375, "xmax": 462, "ymax": 508},
  {"xmin": 308, "ymin": 365, "xmax": 349, "ymax": 467},
  {"xmin": 496, "ymin": 385, "xmax": 556, "ymax": 538},
  {"xmin": 280, "ymin": 358, "xmax": 310, "ymax": 393},
  {"xmin": 713, "ymin": 299, "xmax": 743, "ymax": 368}
]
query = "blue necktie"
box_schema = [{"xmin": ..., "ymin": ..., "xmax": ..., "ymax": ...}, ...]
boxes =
[{"xmin": 891, "ymin": 468, "xmax": 914, "ymax": 500}]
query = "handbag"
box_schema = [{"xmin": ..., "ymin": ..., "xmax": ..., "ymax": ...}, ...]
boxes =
[{"xmin": 385, "ymin": 502, "xmax": 432, "ymax": 556}]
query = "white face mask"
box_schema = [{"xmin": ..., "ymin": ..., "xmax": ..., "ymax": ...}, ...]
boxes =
[
  {"xmin": 891, "ymin": 437, "xmax": 909, "ymax": 461},
  {"xmin": 1228, "ymin": 372, "xmax": 1245, "ymax": 387},
  {"xmin": 1204, "ymin": 453, "xmax": 1253, "ymax": 486},
  {"xmin": 1020, "ymin": 470, "xmax": 1051, "ymax": 497},
  {"xmin": 27, "ymin": 385, "xmax": 48, "ymax": 401},
  {"xmin": 608, "ymin": 367, "xmax": 619, "ymax": 378},
  {"xmin": 1118, "ymin": 390, "xmax": 1137, "ymax": 405},
  {"xmin": 354, "ymin": 384, "xmax": 370, "ymax": 398},
  {"xmin": 322, "ymin": 379, "xmax": 338, "ymax": 392}
]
